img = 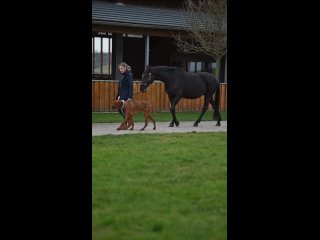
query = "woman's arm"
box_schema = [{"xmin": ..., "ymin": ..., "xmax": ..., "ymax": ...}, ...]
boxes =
[{"xmin": 127, "ymin": 74, "xmax": 134, "ymax": 100}]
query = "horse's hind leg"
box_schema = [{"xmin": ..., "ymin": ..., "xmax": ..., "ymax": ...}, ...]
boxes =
[
  {"xmin": 193, "ymin": 96, "xmax": 210, "ymax": 127},
  {"xmin": 209, "ymin": 96, "xmax": 221, "ymax": 126}
]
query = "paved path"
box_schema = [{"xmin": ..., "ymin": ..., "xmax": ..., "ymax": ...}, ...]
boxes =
[{"xmin": 92, "ymin": 121, "xmax": 227, "ymax": 136}]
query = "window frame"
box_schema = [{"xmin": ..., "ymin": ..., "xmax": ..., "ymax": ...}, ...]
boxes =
[{"xmin": 92, "ymin": 32, "xmax": 113, "ymax": 80}]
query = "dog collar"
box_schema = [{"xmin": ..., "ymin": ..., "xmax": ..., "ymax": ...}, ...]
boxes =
[{"xmin": 120, "ymin": 100, "xmax": 125, "ymax": 110}]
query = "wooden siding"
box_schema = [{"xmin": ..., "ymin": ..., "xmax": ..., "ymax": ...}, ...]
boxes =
[{"xmin": 92, "ymin": 80, "xmax": 227, "ymax": 112}]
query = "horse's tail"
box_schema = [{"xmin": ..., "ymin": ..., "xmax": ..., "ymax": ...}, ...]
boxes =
[{"xmin": 213, "ymin": 84, "xmax": 220, "ymax": 120}]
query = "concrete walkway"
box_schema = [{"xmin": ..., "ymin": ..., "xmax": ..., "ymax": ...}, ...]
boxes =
[{"xmin": 92, "ymin": 121, "xmax": 227, "ymax": 136}]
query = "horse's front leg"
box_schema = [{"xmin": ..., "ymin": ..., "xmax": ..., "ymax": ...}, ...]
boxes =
[{"xmin": 168, "ymin": 95, "xmax": 181, "ymax": 127}]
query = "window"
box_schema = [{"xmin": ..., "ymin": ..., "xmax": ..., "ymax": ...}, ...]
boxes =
[
  {"xmin": 92, "ymin": 33, "xmax": 112, "ymax": 78},
  {"xmin": 187, "ymin": 61, "xmax": 216, "ymax": 73},
  {"xmin": 189, "ymin": 62, "xmax": 196, "ymax": 72},
  {"xmin": 196, "ymin": 62, "xmax": 203, "ymax": 71}
]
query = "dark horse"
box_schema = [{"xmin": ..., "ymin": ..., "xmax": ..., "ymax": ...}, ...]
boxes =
[{"xmin": 140, "ymin": 66, "xmax": 221, "ymax": 127}]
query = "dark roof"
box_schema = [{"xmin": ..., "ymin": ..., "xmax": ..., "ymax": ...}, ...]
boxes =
[{"xmin": 92, "ymin": 0, "xmax": 187, "ymax": 30}]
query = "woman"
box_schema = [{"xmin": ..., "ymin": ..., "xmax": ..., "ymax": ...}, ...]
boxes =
[{"xmin": 116, "ymin": 62, "xmax": 134, "ymax": 117}]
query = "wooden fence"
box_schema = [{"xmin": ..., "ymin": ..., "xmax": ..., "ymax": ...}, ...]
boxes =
[{"xmin": 92, "ymin": 80, "xmax": 227, "ymax": 112}]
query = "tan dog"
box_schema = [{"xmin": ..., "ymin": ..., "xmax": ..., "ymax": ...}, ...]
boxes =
[{"xmin": 111, "ymin": 100, "xmax": 156, "ymax": 131}]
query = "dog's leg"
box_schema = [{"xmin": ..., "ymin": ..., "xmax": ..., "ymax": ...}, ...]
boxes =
[
  {"xmin": 117, "ymin": 121, "xmax": 127, "ymax": 130},
  {"xmin": 117, "ymin": 122, "xmax": 123, "ymax": 130},
  {"xmin": 117, "ymin": 115, "xmax": 130, "ymax": 130},
  {"xmin": 125, "ymin": 116, "xmax": 131, "ymax": 129},
  {"xmin": 128, "ymin": 116, "xmax": 134, "ymax": 130},
  {"xmin": 123, "ymin": 115, "xmax": 131, "ymax": 130},
  {"xmin": 140, "ymin": 113, "xmax": 149, "ymax": 131},
  {"xmin": 148, "ymin": 113, "xmax": 156, "ymax": 130}
]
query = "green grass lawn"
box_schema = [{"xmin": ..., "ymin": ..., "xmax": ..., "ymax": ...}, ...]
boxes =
[
  {"xmin": 92, "ymin": 132, "xmax": 227, "ymax": 240},
  {"xmin": 92, "ymin": 111, "xmax": 227, "ymax": 123}
]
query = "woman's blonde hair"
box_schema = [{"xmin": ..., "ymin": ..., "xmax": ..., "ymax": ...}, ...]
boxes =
[{"xmin": 118, "ymin": 62, "xmax": 131, "ymax": 71}]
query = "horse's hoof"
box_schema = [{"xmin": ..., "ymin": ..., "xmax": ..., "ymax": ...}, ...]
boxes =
[
  {"xmin": 130, "ymin": 128, "xmax": 133, "ymax": 131},
  {"xmin": 153, "ymin": 127, "xmax": 156, "ymax": 130},
  {"xmin": 216, "ymin": 122, "xmax": 221, "ymax": 126},
  {"xmin": 168, "ymin": 122, "xmax": 174, "ymax": 127},
  {"xmin": 117, "ymin": 128, "xmax": 120, "ymax": 130},
  {"xmin": 193, "ymin": 123, "xmax": 198, "ymax": 127},
  {"xmin": 175, "ymin": 121, "xmax": 180, "ymax": 127},
  {"xmin": 140, "ymin": 129, "xmax": 145, "ymax": 131}
]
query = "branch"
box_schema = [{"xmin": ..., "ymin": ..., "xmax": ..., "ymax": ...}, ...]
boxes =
[{"xmin": 174, "ymin": 0, "xmax": 227, "ymax": 60}]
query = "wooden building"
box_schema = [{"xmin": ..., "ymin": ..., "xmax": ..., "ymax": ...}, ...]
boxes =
[{"xmin": 92, "ymin": 0, "xmax": 227, "ymax": 112}]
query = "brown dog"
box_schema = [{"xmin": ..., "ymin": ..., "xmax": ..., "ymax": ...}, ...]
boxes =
[{"xmin": 111, "ymin": 100, "xmax": 156, "ymax": 131}]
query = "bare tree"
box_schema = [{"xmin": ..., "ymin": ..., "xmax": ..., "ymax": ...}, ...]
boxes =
[{"xmin": 174, "ymin": 0, "xmax": 227, "ymax": 79}]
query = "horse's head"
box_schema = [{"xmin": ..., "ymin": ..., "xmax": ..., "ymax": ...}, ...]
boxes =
[{"xmin": 140, "ymin": 65, "xmax": 154, "ymax": 92}]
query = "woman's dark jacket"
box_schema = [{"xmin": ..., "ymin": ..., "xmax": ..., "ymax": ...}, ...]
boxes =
[{"xmin": 117, "ymin": 70, "xmax": 134, "ymax": 100}]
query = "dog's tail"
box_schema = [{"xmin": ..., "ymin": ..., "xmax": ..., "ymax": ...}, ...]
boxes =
[
  {"xmin": 150, "ymin": 106, "xmax": 159, "ymax": 115},
  {"xmin": 152, "ymin": 112, "xmax": 159, "ymax": 115}
]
